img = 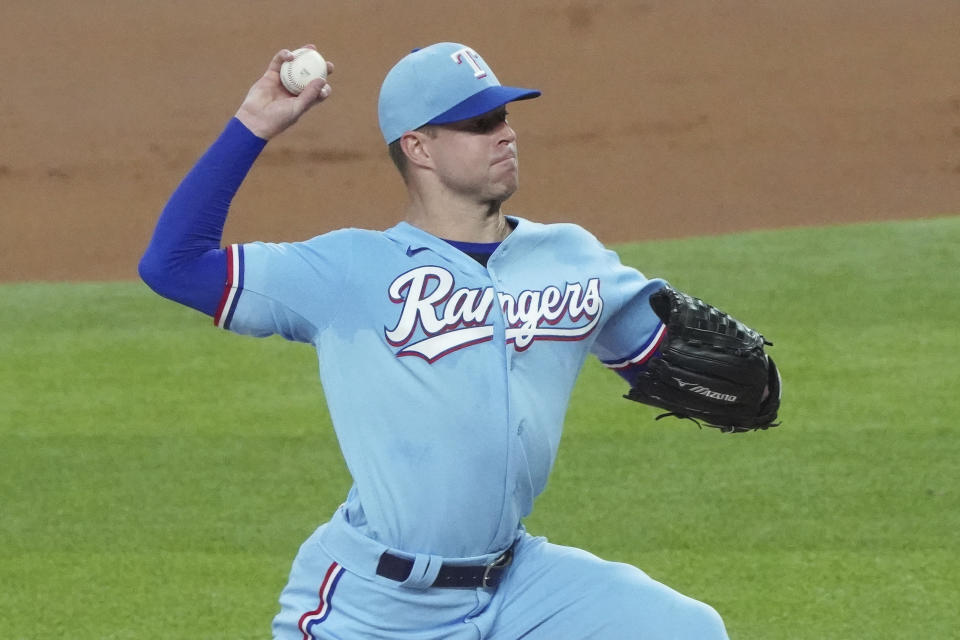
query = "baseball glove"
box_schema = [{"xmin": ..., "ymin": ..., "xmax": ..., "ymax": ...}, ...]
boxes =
[{"xmin": 625, "ymin": 286, "xmax": 781, "ymax": 433}]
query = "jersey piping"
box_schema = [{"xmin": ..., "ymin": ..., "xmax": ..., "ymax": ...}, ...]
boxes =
[
  {"xmin": 214, "ymin": 243, "xmax": 244, "ymax": 329},
  {"xmin": 600, "ymin": 321, "xmax": 666, "ymax": 369}
]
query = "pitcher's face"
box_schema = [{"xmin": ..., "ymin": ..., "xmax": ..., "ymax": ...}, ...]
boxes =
[{"xmin": 427, "ymin": 107, "xmax": 519, "ymax": 203}]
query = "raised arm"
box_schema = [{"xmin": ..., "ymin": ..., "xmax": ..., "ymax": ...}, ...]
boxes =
[{"xmin": 138, "ymin": 47, "xmax": 334, "ymax": 315}]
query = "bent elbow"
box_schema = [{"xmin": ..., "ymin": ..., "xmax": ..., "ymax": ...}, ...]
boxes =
[
  {"xmin": 138, "ymin": 248, "xmax": 184, "ymax": 303},
  {"xmin": 136, "ymin": 246, "xmax": 223, "ymax": 318},
  {"xmin": 138, "ymin": 251, "xmax": 165, "ymax": 294}
]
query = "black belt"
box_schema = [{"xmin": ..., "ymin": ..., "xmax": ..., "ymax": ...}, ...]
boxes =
[{"xmin": 376, "ymin": 545, "xmax": 514, "ymax": 589}]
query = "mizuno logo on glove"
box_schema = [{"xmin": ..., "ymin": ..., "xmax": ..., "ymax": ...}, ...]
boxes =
[{"xmin": 672, "ymin": 378, "xmax": 738, "ymax": 403}]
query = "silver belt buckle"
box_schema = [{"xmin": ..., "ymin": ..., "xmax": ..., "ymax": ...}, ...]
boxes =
[{"xmin": 481, "ymin": 548, "xmax": 514, "ymax": 589}]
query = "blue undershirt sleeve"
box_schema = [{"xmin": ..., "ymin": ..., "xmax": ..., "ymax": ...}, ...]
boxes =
[{"xmin": 138, "ymin": 118, "xmax": 267, "ymax": 316}]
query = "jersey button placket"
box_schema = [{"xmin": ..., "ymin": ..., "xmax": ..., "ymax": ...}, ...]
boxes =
[
  {"xmin": 488, "ymin": 260, "xmax": 526, "ymax": 523},
  {"xmin": 514, "ymin": 419, "xmax": 526, "ymax": 500}
]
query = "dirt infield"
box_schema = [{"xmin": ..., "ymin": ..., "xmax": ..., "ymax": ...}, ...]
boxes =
[{"xmin": 1, "ymin": 1, "xmax": 957, "ymax": 282}]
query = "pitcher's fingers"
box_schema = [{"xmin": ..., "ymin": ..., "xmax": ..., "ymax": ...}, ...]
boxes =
[
  {"xmin": 297, "ymin": 78, "xmax": 331, "ymax": 106},
  {"xmin": 266, "ymin": 48, "xmax": 295, "ymax": 75}
]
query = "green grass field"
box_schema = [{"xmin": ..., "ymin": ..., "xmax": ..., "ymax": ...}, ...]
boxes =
[{"xmin": 2, "ymin": 217, "xmax": 958, "ymax": 639}]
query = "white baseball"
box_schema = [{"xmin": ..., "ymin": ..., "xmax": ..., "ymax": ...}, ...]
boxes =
[{"xmin": 280, "ymin": 48, "xmax": 328, "ymax": 95}]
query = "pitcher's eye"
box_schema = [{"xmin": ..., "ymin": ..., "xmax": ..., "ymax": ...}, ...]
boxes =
[{"xmin": 473, "ymin": 110, "xmax": 508, "ymax": 133}]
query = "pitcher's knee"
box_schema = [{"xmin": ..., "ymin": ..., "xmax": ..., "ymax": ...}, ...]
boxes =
[
  {"xmin": 672, "ymin": 598, "xmax": 727, "ymax": 639},
  {"xmin": 599, "ymin": 563, "xmax": 728, "ymax": 639}
]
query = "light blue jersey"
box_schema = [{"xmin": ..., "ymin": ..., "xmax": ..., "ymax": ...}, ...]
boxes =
[
  {"xmin": 143, "ymin": 40, "xmax": 731, "ymax": 638},
  {"xmin": 215, "ymin": 217, "xmax": 666, "ymax": 559}
]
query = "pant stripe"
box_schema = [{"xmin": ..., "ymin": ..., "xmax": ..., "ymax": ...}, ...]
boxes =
[{"xmin": 298, "ymin": 562, "xmax": 345, "ymax": 639}]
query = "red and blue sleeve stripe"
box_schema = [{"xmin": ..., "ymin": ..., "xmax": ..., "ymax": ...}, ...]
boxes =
[
  {"xmin": 601, "ymin": 322, "xmax": 667, "ymax": 383},
  {"xmin": 213, "ymin": 244, "xmax": 244, "ymax": 329}
]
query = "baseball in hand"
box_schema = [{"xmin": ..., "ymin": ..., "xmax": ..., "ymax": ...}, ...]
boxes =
[{"xmin": 280, "ymin": 48, "xmax": 328, "ymax": 95}]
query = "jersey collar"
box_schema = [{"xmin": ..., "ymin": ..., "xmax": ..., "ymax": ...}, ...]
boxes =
[{"xmin": 386, "ymin": 216, "xmax": 527, "ymax": 258}]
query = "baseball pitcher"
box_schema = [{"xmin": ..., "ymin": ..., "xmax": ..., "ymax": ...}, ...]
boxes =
[{"xmin": 140, "ymin": 42, "xmax": 779, "ymax": 639}]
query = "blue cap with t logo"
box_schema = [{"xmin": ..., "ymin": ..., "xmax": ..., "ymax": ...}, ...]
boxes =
[{"xmin": 377, "ymin": 42, "xmax": 541, "ymax": 144}]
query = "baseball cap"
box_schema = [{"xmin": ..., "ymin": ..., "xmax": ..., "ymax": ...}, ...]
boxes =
[{"xmin": 378, "ymin": 42, "xmax": 541, "ymax": 144}]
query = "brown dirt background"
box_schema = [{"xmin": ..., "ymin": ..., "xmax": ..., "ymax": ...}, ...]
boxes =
[{"xmin": 1, "ymin": 0, "xmax": 958, "ymax": 282}]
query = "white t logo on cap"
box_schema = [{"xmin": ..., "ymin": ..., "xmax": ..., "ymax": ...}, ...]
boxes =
[{"xmin": 450, "ymin": 47, "xmax": 487, "ymax": 79}]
